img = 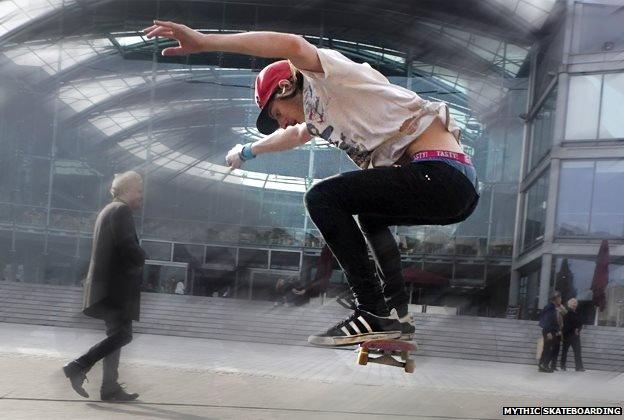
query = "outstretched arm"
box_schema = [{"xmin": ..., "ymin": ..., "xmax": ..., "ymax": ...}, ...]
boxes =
[
  {"xmin": 225, "ymin": 123, "xmax": 312, "ymax": 169},
  {"xmin": 143, "ymin": 20, "xmax": 322, "ymax": 73}
]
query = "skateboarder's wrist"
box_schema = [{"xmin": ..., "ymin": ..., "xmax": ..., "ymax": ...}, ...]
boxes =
[{"xmin": 239, "ymin": 143, "xmax": 256, "ymax": 161}]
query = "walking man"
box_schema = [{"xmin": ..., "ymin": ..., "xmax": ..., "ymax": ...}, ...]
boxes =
[{"xmin": 62, "ymin": 171, "xmax": 146, "ymax": 401}]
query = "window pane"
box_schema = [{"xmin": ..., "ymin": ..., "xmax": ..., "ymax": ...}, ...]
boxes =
[
  {"xmin": 142, "ymin": 240, "xmax": 172, "ymax": 261},
  {"xmin": 590, "ymin": 161, "xmax": 624, "ymax": 237},
  {"xmin": 529, "ymin": 86, "xmax": 556, "ymax": 169},
  {"xmin": 599, "ymin": 72, "xmax": 624, "ymax": 139},
  {"xmin": 556, "ymin": 161, "xmax": 593, "ymax": 236},
  {"xmin": 270, "ymin": 250, "xmax": 301, "ymax": 270},
  {"xmin": 523, "ymin": 173, "xmax": 549, "ymax": 250},
  {"xmin": 238, "ymin": 248, "xmax": 268, "ymax": 269},
  {"xmin": 572, "ymin": 4, "xmax": 624, "ymax": 54},
  {"xmin": 565, "ymin": 75, "xmax": 601, "ymax": 140},
  {"xmin": 554, "ymin": 257, "xmax": 594, "ymax": 302},
  {"xmin": 173, "ymin": 243, "xmax": 204, "ymax": 265}
]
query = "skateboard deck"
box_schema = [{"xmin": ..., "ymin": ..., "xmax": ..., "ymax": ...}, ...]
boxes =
[{"xmin": 357, "ymin": 339, "xmax": 417, "ymax": 373}]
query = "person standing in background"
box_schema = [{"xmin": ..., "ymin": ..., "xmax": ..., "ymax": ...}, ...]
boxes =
[
  {"xmin": 538, "ymin": 291, "xmax": 562, "ymax": 373},
  {"xmin": 561, "ymin": 298, "xmax": 585, "ymax": 372},
  {"xmin": 549, "ymin": 299, "xmax": 567, "ymax": 371}
]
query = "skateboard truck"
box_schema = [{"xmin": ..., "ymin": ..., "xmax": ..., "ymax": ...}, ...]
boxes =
[{"xmin": 357, "ymin": 339, "xmax": 416, "ymax": 373}]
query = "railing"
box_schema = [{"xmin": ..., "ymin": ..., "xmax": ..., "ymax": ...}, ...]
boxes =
[
  {"xmin": 2, "ymin": 203, "xmax": 47, "ymax": 228},
  {"xmin": 49, "ymin": 208, "xmax": 97, "ymax": 233},
  {"xmin": 0, "ymin": 204, "xmax": 511, "ymax": 258},
  {"xmin": 0, "ymin": 202, "xmax": 99, "ymax": 233},
  {"xmin": 398, "ymin": 230, "xmax": 513, "ymax": 257}
]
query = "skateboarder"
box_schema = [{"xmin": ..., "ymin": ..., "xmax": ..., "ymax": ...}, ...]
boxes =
[{"xmin": 144, "ymin": 21, "xmax": 479, "ymax": 346}]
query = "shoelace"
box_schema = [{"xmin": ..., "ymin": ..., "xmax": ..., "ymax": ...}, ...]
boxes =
[
  {"xmin": 332, "ymin": 310, "xmax": 362, "ymax": 330},
  {"xmin": 336, "ymin": 295, "xmax": 356, "ymax": 310}
]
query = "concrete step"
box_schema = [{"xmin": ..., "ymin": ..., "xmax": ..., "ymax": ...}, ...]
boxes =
[{"xmin": 1, "ymin": 281, "xmax": 623, "ymax": 372}]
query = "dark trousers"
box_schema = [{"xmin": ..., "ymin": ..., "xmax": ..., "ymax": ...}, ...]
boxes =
[
  {"xmin": 550, "ymin": 336, "xmax": 561, "ymax": 369},
  {"xmin": 76, "ymin": 311, "xmax": 133, "ymax": 389},
  {"xmin": 304, "ymin": 159, "xmax": 479, "ymax": 315},
  {"xmin": 561, "ymin": 334, "xmax": 584, "ymax": 370},
  {"xmin": 539, "ymin": 331, "xmax": 559, "ymax": 368}
]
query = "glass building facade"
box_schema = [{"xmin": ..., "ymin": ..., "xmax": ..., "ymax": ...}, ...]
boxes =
[
  {"xmin": 510, "ymin": 0, "xmax": 624, "ymax": 326},
  {"xmin": 0, "ymin": 0, "xmax": 622, "ymax": 325}
]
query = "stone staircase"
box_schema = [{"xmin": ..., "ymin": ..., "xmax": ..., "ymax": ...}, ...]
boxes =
[{"xmin": 1, "ymin": 281, "xmax": 622, "ymax": 371}]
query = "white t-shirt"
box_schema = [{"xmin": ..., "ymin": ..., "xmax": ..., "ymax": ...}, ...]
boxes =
[{"xmin": 300, "ymin": 49, "xmax": 461, "ymax": 169}]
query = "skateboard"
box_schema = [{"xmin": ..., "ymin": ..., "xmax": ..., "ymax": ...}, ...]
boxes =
[{"xmin": 357, "ymin": 339, "xmax": 417, "ymax": 373}]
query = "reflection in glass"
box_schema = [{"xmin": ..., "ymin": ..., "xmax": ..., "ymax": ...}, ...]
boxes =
[
  {"xmin": 556, "ymin": 160, "xmax": 624, "ymax": 238},
  {"xmin": 522, "ymin": 173, "xmax": 549, "ymax": 250},
  {"xmin": 590, "ymin": 161, "xmax": 624, "ymax": 237},
  {"xmin": 529, "ymin": 86, "xmax": 557, "ymax": 170},
  {"xmin": 556, "ymin": 161, "xmax": 593, "ymax": 236}
]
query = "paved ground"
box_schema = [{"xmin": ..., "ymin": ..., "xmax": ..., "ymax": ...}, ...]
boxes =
[{"xmin": 0, "ymin": 322, "xmax": 622, "ymax": 419}]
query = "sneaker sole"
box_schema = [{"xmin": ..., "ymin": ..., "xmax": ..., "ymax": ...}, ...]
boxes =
[{"xmin": 308, "ymin": 331, "xmax": 401, "ymax": 346}]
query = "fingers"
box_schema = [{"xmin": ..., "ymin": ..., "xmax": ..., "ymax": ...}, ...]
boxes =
[
  {"xmin": 145, "ymin": 26, "xmax": 175, "ymax": 39},
  {"xmin": 227, "ymin": 159, "xmax": 242, "ymax": 169},
  {"xmin": 142, "ymin": 24, "xmax": 158, "ymax": 33},
  {"xmin": 153, "ymin": 20, "xmax": 182, "ymax": 30},
  {"xmin": 162, "ymin": 46, "xmax": 185, "ymax": 56}
]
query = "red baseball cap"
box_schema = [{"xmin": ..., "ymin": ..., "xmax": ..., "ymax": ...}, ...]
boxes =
[{"xmin": 255, "ymin": 60, "xmax": 292, "ymax": 135}]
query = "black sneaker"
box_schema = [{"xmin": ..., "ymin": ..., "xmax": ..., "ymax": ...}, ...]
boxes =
[
  {"xmin": 101, "ymin": 383, "xmax": 139, "ymax": 402},
  {"xmin": 308, "ymin": 309, "xmax": 401, "ymax": 346}
]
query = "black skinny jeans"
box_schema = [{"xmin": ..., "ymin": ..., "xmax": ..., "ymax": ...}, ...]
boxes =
[{"xmin": 304, "ymin": 159, "xmax": 480, "ymax": 316}]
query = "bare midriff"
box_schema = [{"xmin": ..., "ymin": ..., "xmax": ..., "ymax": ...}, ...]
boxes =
[{"xmin": 404, "ymin": 117, "xmax": 463, "ymax": 159}]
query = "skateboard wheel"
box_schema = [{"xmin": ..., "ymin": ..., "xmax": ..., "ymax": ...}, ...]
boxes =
[
  {"xmin": 358, "ymin": 349, "xmax": 369, "ymax": 366},
  {"xmin": 404, "ymin": 359, "xmax": 415, "ymax": 373}
]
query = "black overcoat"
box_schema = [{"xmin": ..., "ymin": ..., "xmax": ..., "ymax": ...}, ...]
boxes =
[{"xmin": 82, "ymin": 200, "xmax": 146, "ymax": 321}]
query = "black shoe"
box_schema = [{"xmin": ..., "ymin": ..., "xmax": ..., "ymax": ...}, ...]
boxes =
[
  {"xmin": 62, "ymin": 361, "xmax": 89, "ymax": 398},
  {"xmin": 308, "ymin": 309, "xmax": 401, "ymax": 346},
  {"xmin": 101, "ymin": 384, "xmax": 139, "ymax": 402},
  {"xmin": 561, "ymin": 366, "xmax": 567, "ymax": 371},
  {"xmin": 576, "ymin": 368, "xmax": 585, "ymax": 372},
  {"xmin": 390, "ymin": 308, "xmax": 415, "ymax": 340},
  {"xmin": 550, "ymin": 366, "xmax": 558, "ymax": 371},
  {"xmin": 538, "ymin": 364, "xmax": 553, "ymax": 373}
]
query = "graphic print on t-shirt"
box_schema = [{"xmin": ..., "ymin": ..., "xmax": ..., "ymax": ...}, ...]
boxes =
[{"xmin": 303, "ymin": 83, "xmax": 372, "ymax": 169}]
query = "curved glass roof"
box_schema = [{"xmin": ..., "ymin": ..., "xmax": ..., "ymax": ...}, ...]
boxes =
[{"xmin": 0, "ymin": 0, "xmax": 556, "ymax": 192}]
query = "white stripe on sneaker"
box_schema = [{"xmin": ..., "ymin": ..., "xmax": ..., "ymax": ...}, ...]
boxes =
[
  {"xmin": 358, "ymin": 316, "xmax": 373, "ymax": 333},
  {"xmin": 349, "ymin": 321, "xmax": 361, "ymax": 334},
  {"xmin": 340, "ymin": 326, "xmax": 351, "ymax": 336}
]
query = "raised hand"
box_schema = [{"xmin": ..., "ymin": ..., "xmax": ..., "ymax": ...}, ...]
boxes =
[{"xmin": 142, "ymin": 20, "xmax": 207, "ymax": 56}]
